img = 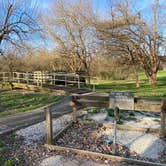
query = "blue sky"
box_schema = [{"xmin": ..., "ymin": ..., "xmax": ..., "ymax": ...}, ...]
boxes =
[
  {"xmin": 31, "ymin": 0, "xmax": 166, "ymax": 50},
  {"xmin": 38, "ymin": 0, "xmax": 165, "ymax": 21}
]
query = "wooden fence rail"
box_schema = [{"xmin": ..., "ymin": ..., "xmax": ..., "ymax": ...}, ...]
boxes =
[
  {"xmin": 0, "ymin": 71, "xmax": 97, "ymax": 89},
  {"xmin": 45, "ymin": 93, "xmax": 166, "ymax": 146},
  {"xmin": 45, "ymin": 92, "xmax": 166, "ymax": 166},
  {"xmin": 72, "ymin": 93, "xmax": 166, "ymax": 137}
]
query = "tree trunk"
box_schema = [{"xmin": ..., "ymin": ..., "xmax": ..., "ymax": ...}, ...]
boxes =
[
  {"xmin": 133, "ymin": 65, "xmax": 140, "ymax": 88},
  {"xmin": 148, "ymin": 72, "xmax": 157, "ymax": 86}
]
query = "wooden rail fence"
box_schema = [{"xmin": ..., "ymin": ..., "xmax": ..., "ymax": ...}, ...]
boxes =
[
  {"xmin": 45, "ymin": 92, "xmax": 166, "ymax": 145},
  {"xmin": 0, "ymin": 71, "xmax": 97, "ymax": 89},
  {"xmin": 44, "ymin": 92, "xmax": 166, "ymax": 166}
]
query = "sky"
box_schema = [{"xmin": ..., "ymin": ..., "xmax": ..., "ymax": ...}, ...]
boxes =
[
  {"xmin": 35, "ymin": 0, "xmax": 165, "ymax": 50},
  {"xmin": 39, "ymin": 0, "xmax": 164, "ymax": 16},
  {"xmin": 2, "ymin": 0, "xmax": 165, "ymax": 52},
  {"xmin": 38, "ymin": 0, "xmax": 166, "ymax": 27}
]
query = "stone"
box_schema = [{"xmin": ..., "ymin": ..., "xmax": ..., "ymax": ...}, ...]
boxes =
[{"xmin": 39, "ymin": 155, "xmax": 64, "ymax": 166}]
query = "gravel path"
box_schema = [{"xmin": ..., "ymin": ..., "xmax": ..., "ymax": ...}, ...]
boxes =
[
  {"xmin": 86, "ymin": 110, "xmax": 166, "ymax": 160},
  {"xmin": 16, "ymin": 114, "xmax": 73, "ymax": 147},
  {"xmin": 13, "ymin": 110, "xmax": 166, "ymax": 165},
  {"xmin": 100, "ymin": 128, "xmax": 166, "ymax": 159}
]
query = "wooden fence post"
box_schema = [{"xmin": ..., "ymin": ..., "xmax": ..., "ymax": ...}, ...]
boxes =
[
  {"xmin": 45, "ymin": 107, "xmax": 53, "ymax": 145},
  {"xmin": 40, "ymin": 71, "xmax": 42, "ymax": 87},
  {"xmin": 3, "ymin": 72, "xmax": 5, "ymax": 83},
  {"xmin": 54, "ymin": 73, "xmax": 56, "ymax": 85},
  {"xmin": 17, "ymin": 73, "xmax": 20, "ymax": 83},
  {"xmin": 65, "ymin": 75, "xmax": 67, "ymax": 87},
  {"xmin": 26, "ymin": 72, "xmax": 29, "ymax": 84},
  {"xmin": 92, "ymin": 84, "xmax": 95, "ymax": 92},
  {"xmin": 78, "ymin": 75, "xmax": 80, "ymax": 89},
  {"xmin": 160, "ymin": 100, "xmax": 166, "ymax": 138},
  {"xmin": 70, "ymin": 99, "xmax": 77, "ymax": 123}
]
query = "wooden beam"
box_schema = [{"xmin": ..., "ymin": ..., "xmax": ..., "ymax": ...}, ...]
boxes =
[
  {"xmin": 73, "ymin": 94, "xmax": 163, "ymax": 113},
  {"xmin": 45, "ymin": 144, "xmax": 166, "ymax": 166},
  {"xmin": 53, "ymin": 122, "xmax": 73, "ymax": 141},
  {"xmin": 103, "ymin": 124, "xmax": 159, "ymax": 134}
]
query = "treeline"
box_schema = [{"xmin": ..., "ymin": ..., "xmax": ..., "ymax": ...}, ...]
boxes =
[{"xmin": 0, "ymin": 0, "xmax": 165, "ymax": 86}]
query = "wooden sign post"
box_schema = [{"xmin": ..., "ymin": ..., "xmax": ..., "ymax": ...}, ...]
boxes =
[{"xmin": 109, "ymin": 92, "xmax": 134, "ymax": 154}]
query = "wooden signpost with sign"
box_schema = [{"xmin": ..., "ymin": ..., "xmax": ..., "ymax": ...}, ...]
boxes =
[{"xmin": 109, "ymin": 92, "xmax": 134, "ymax": 154}]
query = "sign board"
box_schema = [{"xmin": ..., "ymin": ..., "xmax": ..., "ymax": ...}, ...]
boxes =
[{"xmin": 109, "ymin": 92, "xmax": 134, "ymax": 110}]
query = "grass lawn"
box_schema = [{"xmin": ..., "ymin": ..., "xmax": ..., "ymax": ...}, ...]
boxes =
[
  {"xmin": 94, "ymin": 70, "xmax": 166, "ymax": 98},
  {"xmin": 0, "ymin": 92, "xmax": 63, "ymax": 117}
]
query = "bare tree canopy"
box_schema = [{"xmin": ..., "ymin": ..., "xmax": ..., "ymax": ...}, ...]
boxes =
[
  {"xmin": 42, "ymin": 0, "xmax": 97, "ymax": 81},
  {"xmin": 95, "ymin": 0, "xmax": 165, "ymax": 86},
  {"xmin": 0, "ymin": 0, "xmax": 40, "ymax": 55}
]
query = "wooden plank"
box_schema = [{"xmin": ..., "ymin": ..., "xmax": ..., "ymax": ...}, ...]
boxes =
[
  {"xmin": 75, "ymin": 94, "xmax": 109, "ymax": 102},
  {"xmin": 134, "ymin": 98, "xmax": 162, "ymax": 112},
  {"xmin": 77, "ymin": 99, "xmax": 109, "ymax": 108},
  {"xmin": 103, "ymin": 124, "xmax": 159, "ymax": 134},
  {"xmin": 53, "ymin": 122, "xmax": 73, "ymax": 141},
  {"xmin": 45, "ymin": 144, "xmax": 166, "ymax": 166},
  {"xmin": 74, "ymin": 94, "xmax": 163, "ymax": 112}
]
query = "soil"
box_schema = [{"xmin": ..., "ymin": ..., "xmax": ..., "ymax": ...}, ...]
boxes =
[
  {"xmin": 0, "ymin": 133, "xmax": 138, "ymax": 166},
  {"xmin": 55, "ymin": 122, "xmax": 138, "ymax": 158},
  {"xmin": 54, "ymin": 121, "xmax": 166, "ymax": 164}
]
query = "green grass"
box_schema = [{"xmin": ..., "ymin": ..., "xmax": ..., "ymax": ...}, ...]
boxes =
[
  {"xmin": 0, "ymin": 140, "xmax": 8, "ymax": 153},
  {"xmin": 94, "ymin": 70, "xmax": 166, "ymax": 98},
  {"xmin": 0, "ymin": 92, "xmax": 63, "ymax": 117}
]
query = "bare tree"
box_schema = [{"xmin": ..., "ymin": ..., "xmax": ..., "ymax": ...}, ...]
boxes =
[
  {"xmin": 96, "ymin": 0, "xmax": 165, "ymax": 86},
  {"xmin": 42, "ymin": 0, "xmax": 96, "ymax": 83},
  {"xmin": 0, "ymin": 0, "xmax": 40, "ymax": 55}
]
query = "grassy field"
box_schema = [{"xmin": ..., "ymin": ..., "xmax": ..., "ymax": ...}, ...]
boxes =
[
  {"xmin": 0, "ymin": 92, "xmax": 63, "ymax": 117},
  {"xmin": 94, "ymin": 70, "xmax": 166, "ymax": 98}
]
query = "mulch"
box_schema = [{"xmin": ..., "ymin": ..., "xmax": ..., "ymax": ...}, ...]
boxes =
[{"xmin": 55, "ymin": 122, "xmax": 138, "ymax": 158}]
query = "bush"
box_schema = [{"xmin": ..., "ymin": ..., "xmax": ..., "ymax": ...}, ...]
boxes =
[{"xmin": 99, "ymin": 71, "xmax": 129, "ymax": 80}]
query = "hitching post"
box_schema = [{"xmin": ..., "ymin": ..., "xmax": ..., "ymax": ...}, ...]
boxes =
[
  {"xmin": 113, "ymin": 106, "xmax": 119, "ymax": 155},
  {"xmin": 45, "ymin": 107, "xmax": 53, "ymax": 145}
]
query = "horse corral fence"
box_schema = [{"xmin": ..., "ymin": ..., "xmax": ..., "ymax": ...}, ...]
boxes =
[{"xmin": 0, "ymin": 71, "xmax": 94, "ymax": 89}]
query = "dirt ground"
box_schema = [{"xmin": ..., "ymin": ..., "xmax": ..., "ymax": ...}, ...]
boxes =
[{"xmin": 0, "ymin": 133, "xmax": 139, "ymax": 166}]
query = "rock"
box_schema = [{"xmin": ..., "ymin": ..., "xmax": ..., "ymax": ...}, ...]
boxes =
[
  {"xmin": 40, "ymin": 155, "xmax": 64, "ymax": 166},
  {"xmin": 90, "ymin": 113, "xmax": 107, "ymax": 122}
]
